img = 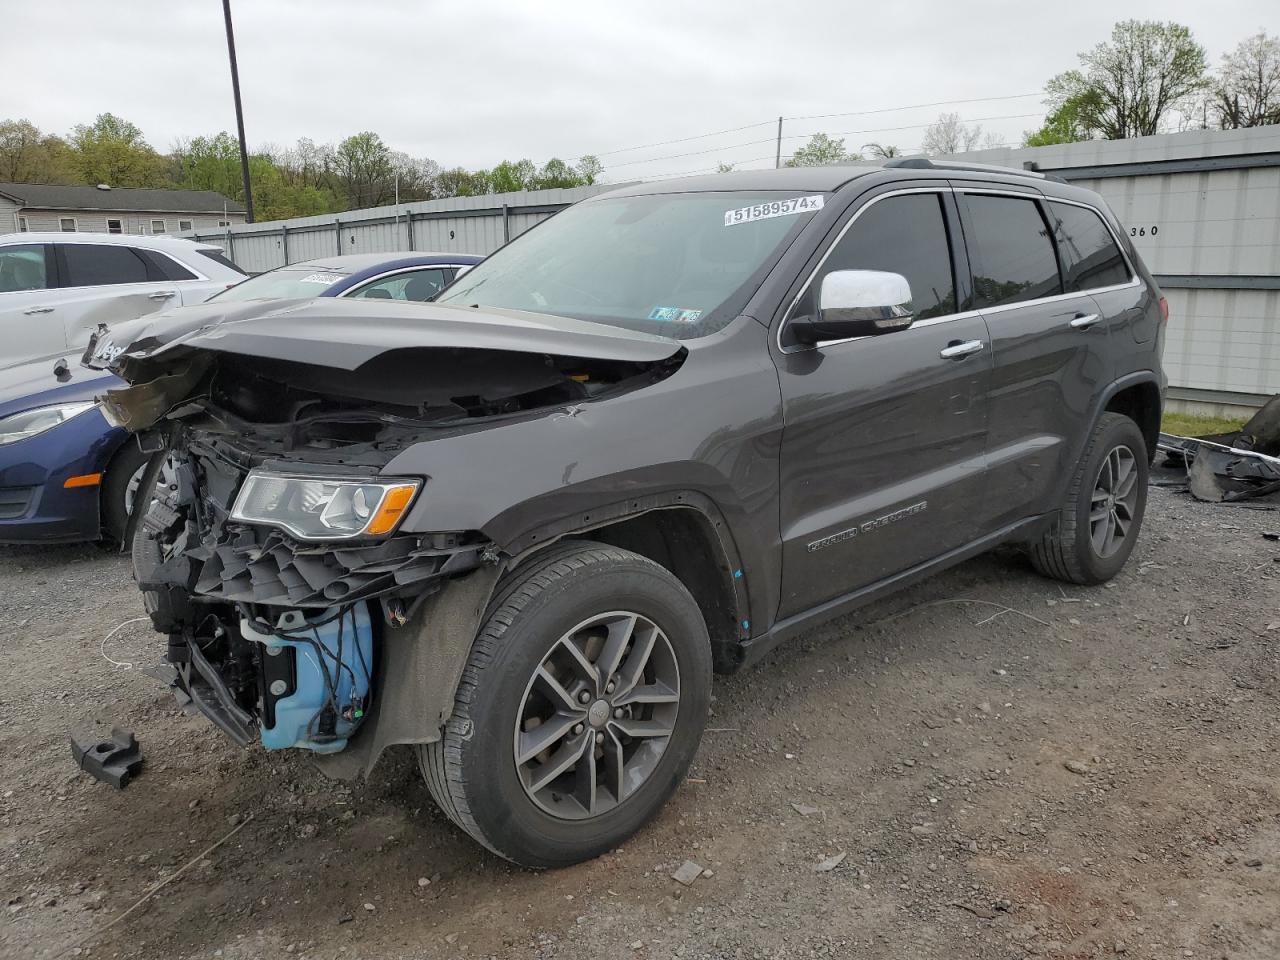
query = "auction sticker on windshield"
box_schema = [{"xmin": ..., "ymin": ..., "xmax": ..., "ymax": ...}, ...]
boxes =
[
  {"xmin": 724, "ymin": 195, "xmax": 824, "ymax": 227},
  {"xmin": 299, "ymin": 273, "xmax": 344, "ymax": 285}
]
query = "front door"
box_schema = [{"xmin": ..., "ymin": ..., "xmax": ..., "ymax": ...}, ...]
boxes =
[
  {"xmin": 773, "ymin": 188, "xmax": 991, "ymax": 620},
  {"xmin": 953, "ymin": 190, "xmax": 1113, "ymax": 528}
]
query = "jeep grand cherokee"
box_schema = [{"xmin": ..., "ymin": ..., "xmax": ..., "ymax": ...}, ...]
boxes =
[{"xmin": 89, "ymin": 159, "xmax": 1166, "ymax": 868}]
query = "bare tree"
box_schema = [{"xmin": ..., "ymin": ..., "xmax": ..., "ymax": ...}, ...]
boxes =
[
  {"xmin": 920, "ymin": 113, "xmax": 986, "ymax": 155},
  {"xmin": 862, "ymin": 142, "xmax": 901, "ymax": 159},
  {"xmin": 1212, "ymin": 30, "xmax": 1280, "ymax": 128}
]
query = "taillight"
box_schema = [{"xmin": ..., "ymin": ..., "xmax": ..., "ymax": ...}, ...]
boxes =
[{"xmin": 1159, "ymin": 296, "xmax": 1169, "ymax": 324}]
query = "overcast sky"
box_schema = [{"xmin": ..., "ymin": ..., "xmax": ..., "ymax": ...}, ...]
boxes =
[{"xmin": 0, "ymin": 0, "xmax": 1273, "ymax": 181}]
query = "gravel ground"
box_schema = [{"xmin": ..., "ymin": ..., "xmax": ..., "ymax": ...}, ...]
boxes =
[{"xmin": 1, "ymin": 481, "xmax": 1277, "ymax": 960}]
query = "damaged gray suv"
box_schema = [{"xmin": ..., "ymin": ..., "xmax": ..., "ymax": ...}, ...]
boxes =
[{"xmin": 89, "ymin": 159, "xmax": 1167, "ymax": 867}]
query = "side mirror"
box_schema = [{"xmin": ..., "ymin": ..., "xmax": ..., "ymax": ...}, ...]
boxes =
[{"xmin": 790, "ymin": 269, "xmax": 915, "ymax": 345}]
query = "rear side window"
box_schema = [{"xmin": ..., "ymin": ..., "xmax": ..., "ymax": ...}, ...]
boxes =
[
  {"xmin": 197, "ymin": 248, "xmax": 244, "ymax": 274},
  {"xmin": 964, "ymin": 195, "xmax": 1062, "ymax": 309},
  {"xmin": 798, "ymin": 193, "xmax": 957, "ymax": 321},
  {"xmin": 138, "ymin": 250, "xmax": 199, "ymax": 281},
  {"xmin": 60, "ymin": 244, "xmax": 151, "ymax": 287},
  {"xmin": 1048, "ymin": 202, "xmax": 1131, "ymax": 292},
  {"xmin": 0, "ymin": 244, "xmax": 49, "ymax": 293}
]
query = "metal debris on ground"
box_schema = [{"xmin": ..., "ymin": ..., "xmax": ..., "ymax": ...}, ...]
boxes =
[
  {"xmin": 70, "ymin": 727, "xmax": 143, "ymax": 789},
  {"xmin": 1158, "ymin": 395, "xmax": 1280, "ymax": 505}
]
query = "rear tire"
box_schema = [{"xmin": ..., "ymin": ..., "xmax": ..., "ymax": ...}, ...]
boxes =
[
  {"xmin": 419, "ymin": 541, "xmax": 712, "ymax": 868},
  {"xmin": 1029, "ymin": 412, "xmax": 1148, "ymax": 584}
]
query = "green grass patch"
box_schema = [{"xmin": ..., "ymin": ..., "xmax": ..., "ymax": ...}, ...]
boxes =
[{"xmin": 1161, "ymin": 412, "xmax": 1247, "ymax": 437}]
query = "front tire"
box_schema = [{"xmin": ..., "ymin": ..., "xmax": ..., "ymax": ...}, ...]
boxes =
[
  {"xmin": 419, "ymin": 542, "xmax": 712, "ymax": 868},
  {"xmin": 1029, "ymin": 412, "xmax": 1149, "ymax": 584}
]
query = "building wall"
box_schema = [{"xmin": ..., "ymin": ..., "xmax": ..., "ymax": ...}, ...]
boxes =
[
  {"xmin": 1, "ymin": 209, "xmax": 245, "ymax": 236},
  {"xmin": 181, "ymin": 185, "xmax": 622, "ymax": 274}
]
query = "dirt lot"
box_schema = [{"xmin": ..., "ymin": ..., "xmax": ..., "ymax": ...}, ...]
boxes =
[{"xmin": 1, "ymin": 481, "xmax": 1278, "ymax": 960}]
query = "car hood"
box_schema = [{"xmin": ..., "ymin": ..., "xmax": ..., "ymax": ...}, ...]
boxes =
[
  {"xmin": 91, "ymin": 297, "xmax": 683, "ymax": 371},
  {"xmin": 0, "ymin": 351, "xmax": 121, "ymax": 419}
]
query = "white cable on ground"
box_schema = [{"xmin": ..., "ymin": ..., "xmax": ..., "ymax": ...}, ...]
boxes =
[{"xmin": 99, "ymin": 617, "xmax": 152, "ymax": 670}]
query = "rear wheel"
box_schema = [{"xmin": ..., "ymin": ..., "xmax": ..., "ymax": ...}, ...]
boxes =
[
  {"xmin": 419, "ymin": 542, "xmax": 712, "ymax": 868},
  {"xmin": 1030, "ymin": 412, "xmax": 1148, "ymax": 584}
]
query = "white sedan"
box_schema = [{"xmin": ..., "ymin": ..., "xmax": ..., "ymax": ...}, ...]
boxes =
[{"xmin": 0, "ymin": 232, "xmax": 246, "ymax": 369}]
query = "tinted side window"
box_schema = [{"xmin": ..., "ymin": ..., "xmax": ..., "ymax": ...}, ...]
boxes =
[
  {"xmin": 61, "ymin": 245, "xmax": 150, "ymax": 287},
  {"xmin": 0, "ymin": 244, "xmax": 49, "ymax": 293},
  {"xmin": 348, "ymin": 268, "xmax": 450, "ymax": 302},
  {"xmin": 964, "ymin": 195, "xmax": 1062, "ymax": 309},
  {"xmin": 798, "ymin": 193, "xmax": 956, "ymax": 321},
  {"xmin": 1048, "ymin": 202, "xmax": 1130, "ymax": 292},
  {"xmin": 139, "ymin": 250, "xmax": 199, "ymax": 281},
  {"xmin": 197, "ymin": 249, "xmax": 244, "ymax": 274}
]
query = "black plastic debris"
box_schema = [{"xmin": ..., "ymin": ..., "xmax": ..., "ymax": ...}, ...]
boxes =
[
  {"xmin": 70, "ymin": 727, "xmax": 143, "ymax": 789},
  {"xmin": 1158, "ymin": 431, "xmax": 1280, "ymax": 505}
]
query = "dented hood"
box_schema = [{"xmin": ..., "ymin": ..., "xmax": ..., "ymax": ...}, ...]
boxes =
[{"xmin": 90, "ymin": 296, "xmax": 683, "ymax": 370}]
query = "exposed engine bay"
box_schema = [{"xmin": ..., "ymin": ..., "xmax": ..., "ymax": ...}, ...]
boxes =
[{"xmin": 91, "ymin": 298, "xmax": 685, "ymax": 763}]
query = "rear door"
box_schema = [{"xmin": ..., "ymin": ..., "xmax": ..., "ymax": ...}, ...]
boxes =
[
  {"xmin": 773, "ymin": 185, "xmax": 992, "ymax": 620},
  {"xmin": 953, "ymin": 188, "xmax": 1111, "ymax": 528},
  {"xmin": 53, "ymin": 243, "xmax": 184, "ymax": 354},
  {"xmin": 0, "ymin": 243, "xmax": 65, "ymax": 366}
]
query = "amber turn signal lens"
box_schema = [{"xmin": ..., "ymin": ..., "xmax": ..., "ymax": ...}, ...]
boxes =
[
  {"xmin": 63, "ymin": 473, "xmax": 103, "ymax": 488},
  {"xmin": 365, "ymin": 484, "xmax": 418, "ymax": 536}
]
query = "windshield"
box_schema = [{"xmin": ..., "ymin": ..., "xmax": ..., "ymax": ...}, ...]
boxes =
[
  {"xmin": 435, "ymin": 190, "xmax": 826, "ymax": 339},
  {"xmin": 212, "ymin": 266, "xmax": 350, "ymax": 302}
]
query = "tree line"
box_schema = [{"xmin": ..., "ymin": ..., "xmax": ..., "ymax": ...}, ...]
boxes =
[
  {"xmin": 778, "ymin": 23, "xmax": 1279, "ymax": 167},
  {"xmin": 0, "ymin": 114, "xmax": 604, "ymax": 221}
]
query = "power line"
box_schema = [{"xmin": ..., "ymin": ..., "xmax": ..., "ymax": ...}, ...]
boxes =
[
  {"xmin": 786, "ymin": 91, "xmax": 1044, "ymax": 122},
  {"xmin": 606, "ymin": 113, "xmax": 1041, "ymax": 171},
  {"xmin": 570, "ymin": 91, "xmax": 1046, "ymax": 164}
]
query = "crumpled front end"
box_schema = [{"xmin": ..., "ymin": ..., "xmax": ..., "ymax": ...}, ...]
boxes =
[{"xmin": 89, "ymin": 298, "xmax": 683, "ymax": 768}]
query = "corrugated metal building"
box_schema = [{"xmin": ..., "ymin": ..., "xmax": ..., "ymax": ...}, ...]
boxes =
[
  {"xmin": 183, "ymin": 185, "xmax": 618, "ymax": 276},
  {"xmin": 186, "ymin": 126, "xmax": 1280, "ymax": 412},
  {"xmin": 931, "ymin": 126, "xmax": 1280, "ymax": 414}
]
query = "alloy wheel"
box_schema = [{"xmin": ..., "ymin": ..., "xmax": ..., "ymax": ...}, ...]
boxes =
[
  {"xmin": 1089, "ymin": 444, "xmax": 1139, "ymax": 558},
  {"xmin": 513, "ymin": 611, "xmax": 680, "ymax": 820}
]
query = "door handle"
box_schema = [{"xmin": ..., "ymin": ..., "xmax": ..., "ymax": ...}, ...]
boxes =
[
  {"xmin": 939, "ymin": 339, "xmax": 984, "ymax": 360},
  {"xmin": 1069, "ymin": 313, "xmax": 1102, "ymax": 329},
  {"xmin": 149, "ymin": 291, "xmax": 177, "ymax": 300},
  {"xmin": 23, "ymin": 306, "xmax": 54, "ymax": 315}
]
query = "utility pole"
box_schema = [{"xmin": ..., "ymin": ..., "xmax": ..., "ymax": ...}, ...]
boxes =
[
  {"xmin": 775, "ymin": 116, "xmax": 783, "ymax": 168},
  {"xmin": 222, "ymin": 0, "xmax": 255, "ymax": 223}
]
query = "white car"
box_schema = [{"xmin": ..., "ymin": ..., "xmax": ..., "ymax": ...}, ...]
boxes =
[{"xmin": 0, "ymin": 233, "xmax": 246, "ymax": 369}]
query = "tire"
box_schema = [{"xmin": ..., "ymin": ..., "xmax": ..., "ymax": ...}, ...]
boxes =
[
  {"xmin": 100, "ymin": 441, "xmax": 150, "ymax": 543},
  {"xmin": 1029, "ymin": 412, "xmax": 1149, "ymax": 585},
  {"xmin": 419, "ymin": 541, "xmax": 712, "ymax": 868}
]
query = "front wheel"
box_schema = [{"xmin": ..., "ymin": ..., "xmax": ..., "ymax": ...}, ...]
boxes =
[
  {"xmin": 1029, "ymin": 412, "xmax": 1149, "ymax": 584},
  {"xmin": 419, "ymin": 542, "xmax": 712, "ymax": 868}
]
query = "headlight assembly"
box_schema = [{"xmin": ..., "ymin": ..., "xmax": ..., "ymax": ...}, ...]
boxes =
[
  {"xmin": 0, "ymin": 401, "xmax": 97, "ymax": 445},
  {"xmin": 229, "ymin": 471, "xmax": 420, "ymax": 540}
]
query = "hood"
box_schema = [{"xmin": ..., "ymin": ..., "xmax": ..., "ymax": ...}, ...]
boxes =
[
  {"xmin": 94, "ymin": 297, "xmax": 683, "ymax": 372},
  {"xmin": 0, "ymin": 351, "xmax": 120, "ymax": 419}
]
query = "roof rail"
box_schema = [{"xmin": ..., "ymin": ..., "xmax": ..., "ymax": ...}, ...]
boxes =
[{"xmin": 882, "ymin": 157, "xmax": 1067, "ymax": 184}]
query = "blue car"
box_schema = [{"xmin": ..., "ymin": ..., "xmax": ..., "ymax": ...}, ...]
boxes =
[{"xmin": 0, "ymin": 252, "xmax": 481, "ymax": 543}]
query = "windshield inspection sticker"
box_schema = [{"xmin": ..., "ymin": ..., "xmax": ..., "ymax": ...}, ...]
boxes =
[
  {"xmin": 648, "ymin": 306, "xmax": 703, "ymax": 322},
  {"xmin": 298, "ymin": 272, "xmax": 343, "ymax": 285},
  {"xmin": 724, "ymin": 195, "xmax": 824, "ymax": 227}
]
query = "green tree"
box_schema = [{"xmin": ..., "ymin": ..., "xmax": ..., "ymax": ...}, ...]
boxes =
[
  {"xmin": 332, "ymin": 132, "xmax": 395, "ymax": 208},
  {"xmin": 533, "ymin": 158, "xmax": 582, "ymax": 189},
  {"xmin": 715, "ymin": 161, "xmax": 735, "ymax": 173},
  {"xmin": 785, "ymin": 133, "xmax": 854, "ymax": 167},
  {"xmin": 574, "ymin": 155, "xmax": 603, "ymax": 184},
  {"xmin": 174, "ymin": 132, "xmax": 243, "ymax": 197},
  {"xmin": 486, "ymin": 159, "xmax": 538, "ymax": 193},
  {"xmin": 1212, "ymin": 30, "xmax": 1280, "ymax": 128},
  {"xmin": 1023, "ymin": 89, "xmax": 1106, "ymax": 146},
  {"xmin": 435, "ymin": 166, "xmax": 490, "ymax": 197},
  {"xmin": 1041, "ymin": 21, "xmax": 1209, "ymax": 139},
  {"xmin": 68, "ymin": 113, "xmax": 165, "ymax": 186},
  {"xmin": 0, "ymin": 119, "xmax": 78, "ymax": 182}
]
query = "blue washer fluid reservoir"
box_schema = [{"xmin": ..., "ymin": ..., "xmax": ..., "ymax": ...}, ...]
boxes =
[{"xmin": 240, "ymin": 604, "xmax": 374, "ymax": 754}]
